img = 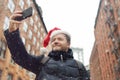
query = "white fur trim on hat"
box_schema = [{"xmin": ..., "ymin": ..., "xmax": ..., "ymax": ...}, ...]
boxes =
[
  {"xmin": 50, "ymin": 30, "xmax": 71, "ymax": 41},
  {"xmin": 40, "ymin": 47, "xmax": 48, "ymax": 55}
]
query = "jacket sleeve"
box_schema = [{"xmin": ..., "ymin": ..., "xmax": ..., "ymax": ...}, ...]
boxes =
[
  {"xmin": 76, "ymin": 61, "xmax": 90, "ymax": 80},
  {"xmin": 81, "ymin": 64, "xmax": 90, "ymax": 80},
  {"xmin": 4, "ymin": 29, "xmax": 44, "ymax": 74}
]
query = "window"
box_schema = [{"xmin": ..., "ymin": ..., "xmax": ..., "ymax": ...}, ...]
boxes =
[
  {"xmin": 0, "ymin": 40, "xmax": 7, "ymax": 59},
  {"xmin": 34, "ymin": 25, "xmax": 37, "ymax": 32},
  {"xmin": 40, "ymin": 37, "xmax": 43, "ymax": 43},
  {"xmin": 43, "ymin": 33, "xmax": 46, "ymax": 38},
  {"xmin": 37, "ymin": 42, "xmax": 40, "ymax": 49},
  {"xmin": 27, "ymin": 44, "xmax": 31, "ymax": 53},
  {"xmin": 41, "ymin": 28, "xmax": 44, "ymax": 33},
  {"xmin": 30, "ymin": 18, "xmax": 34, "ymax": 26},
  {"xmin": 114, "ymin": 0, "xmax": 119, "ymax": 4},
  {"xmin": 28, "ymin": 30, "xmax": 32, "ymax": 39},
  {"xmin": 117, "ymin": 7, "xmax": 120, "ymax": 20},
  {"xmin": 21, "ymin": 37, "xmax": 26, "ymax": 45},
  {"xmin": 32, "ymin": 8, "xmax": 35, "ymax": 15},
  {"xmin": 23, "ymin": 22, "xmax": 28, "ymax": 32},
  {"xmin": 7, "ymin": 0, "xmax": 15, "ymax": 13},
  {"xmin": 19, "ymin": 0, "xmax": 24, "ymax": 9},
  {"xmin": 27, "ymin": 0, "xmax": 31, "ymax": 7},
  {"xmin": 37, "ymin": 31, "xmax": 40, "ymax": 38},
  {"xmin": 38, "ymin": 22, "xmax": 41, "ymax": 28},
  {"xmin": 3, "ymin": 16, "xmax": 9, "ymax": 31},
  {"xmin": 7, "ymin": 73, "xmax": 13, "ymax": 80},
  {"xmin": 33, "ymin": 37, "xmax": 36, "ymax": 45},
  {"xmin": 35, "ymin": 15, "xmax": 38, "ymax": 21},
  {"xmin": 104, "ymin": 0, "xmax": 108, "ymax": 6},
  {"xmin": 41, "ymin": 28, "xmax": 47, "ymax": 38}
]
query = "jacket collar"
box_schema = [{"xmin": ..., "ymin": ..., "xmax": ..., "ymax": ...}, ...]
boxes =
[{"xmin": 48, "ymin": 48, "xmax": 74, "ymax": 61}]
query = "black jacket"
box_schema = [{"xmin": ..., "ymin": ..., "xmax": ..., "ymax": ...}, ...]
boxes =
[{"xmin": 4, "ymin": 29, "xmax": 89, "ymax": 80}]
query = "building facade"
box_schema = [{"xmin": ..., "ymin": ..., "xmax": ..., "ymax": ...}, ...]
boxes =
[
  {"xmin": 0, "ymin": 0, "xmax": 48, "ymax": 80},
  {"xmin": 90, "ymin": 0, "xmax": 120, "ymax": 80},
  {"xmin": 71, "ymin": 47, "xmax": 84, "ymax": 64}
]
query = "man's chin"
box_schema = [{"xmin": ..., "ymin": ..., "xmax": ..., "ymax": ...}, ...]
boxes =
[{"xmin": 52, "ymin": 48, "xmax": 61, "ymax": 51}]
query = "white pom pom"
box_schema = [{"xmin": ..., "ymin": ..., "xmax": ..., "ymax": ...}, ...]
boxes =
[{"xmin": 40, "ymin": 47, "xmax": 48, "ymax": 55}]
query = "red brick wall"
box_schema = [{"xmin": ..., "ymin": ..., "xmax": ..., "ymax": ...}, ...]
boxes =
[
  {"xmin": 90, "ymin": 0, "xmax": 120, "ymax": 80},
  {"xmin": 0, "ymin": 0, "xmax": 47, "ymax": 80}
]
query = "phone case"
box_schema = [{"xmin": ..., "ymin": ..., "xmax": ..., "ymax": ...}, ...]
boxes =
[{"xmin": 14, "ymin": 7, "xmax": 33, "ymax": 21}]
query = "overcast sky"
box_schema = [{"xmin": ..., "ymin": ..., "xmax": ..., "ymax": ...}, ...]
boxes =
[{"xmin": 36, "ymin": 0, "xmax": 100, "ymax": 65}]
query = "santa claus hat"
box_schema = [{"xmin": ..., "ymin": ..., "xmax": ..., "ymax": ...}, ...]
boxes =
[
  {"xmin": 40, "ymin": 27, "xmax": 71, "ymax": 55},
  {"xmin": 50, "ymin": 29, "xmax": 71, "ymax": 42},
  {"xmin": 43, "ymin": 27, "xmax": 61, "ymax": 47},
  {"xmin": 43, "ymin": 27, "xmax": 71, "ymax": 47}
]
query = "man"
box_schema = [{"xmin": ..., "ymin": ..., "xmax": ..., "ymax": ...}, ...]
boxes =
[{"xmin": 4, "ymin": 10, "xmax": 89, "ymax": 80}]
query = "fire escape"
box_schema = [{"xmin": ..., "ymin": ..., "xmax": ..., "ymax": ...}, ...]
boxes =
[{"xmin": 104, "ymin": 0, "xmax": 120, "ymax": 80}]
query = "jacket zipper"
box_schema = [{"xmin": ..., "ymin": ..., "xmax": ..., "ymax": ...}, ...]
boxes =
[{"xmin": 60, "ymin": 54, "xmax": 63, "ymax": 62}]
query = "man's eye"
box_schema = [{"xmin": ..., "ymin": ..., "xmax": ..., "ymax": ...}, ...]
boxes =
[
  {"xmin": 51, "ymin": 39, "xmax": 55, "ymax": 42},
  {"xmin": 58, "ymin": 38, "xmax": 63, "ymax": 41}
]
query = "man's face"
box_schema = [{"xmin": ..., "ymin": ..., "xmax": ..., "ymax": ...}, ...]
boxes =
[{"xmin": 51, "ymin": 33, "xmax": 70, "ymax": 52}]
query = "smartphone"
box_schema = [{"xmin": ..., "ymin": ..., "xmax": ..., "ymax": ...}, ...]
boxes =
[{"xmin": 14, "ymin": 7, "xmax": 33, "ymax": 21}]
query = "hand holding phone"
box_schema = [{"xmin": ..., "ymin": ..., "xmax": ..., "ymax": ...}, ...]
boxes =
[{"xmin": 14, "ymin": 7, "xmax": 33, "ymax": 21}]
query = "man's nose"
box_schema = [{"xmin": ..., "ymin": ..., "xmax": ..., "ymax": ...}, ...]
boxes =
[{"xmin": 53, "ymin": 39, "xmax": 59, "ymax": 44}]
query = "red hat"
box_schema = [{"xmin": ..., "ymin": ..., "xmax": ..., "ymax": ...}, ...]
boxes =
[
  {"xmin": 43, "ymin": 27, "xmax": 71, "ymax": 47},
  {"xmin": 43, "ymin": 27, "xmax": 61, "ymax": 47}
]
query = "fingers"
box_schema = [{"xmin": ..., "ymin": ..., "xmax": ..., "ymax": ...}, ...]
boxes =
[
  {"xmin": 10, "ymin": 19, "xmax": 22, "ymax": 24},
  {"xmin": 10, "ymin": 11, "xmax": 22, "ymax": 20},
  {"xmin": 13, "ymin": 10, "xmax": 23, "ymax": 14},
  {"xmin": 9, "ymin": 10, "xmax": 23, "ymax": 25},
  {"xmin": 10, "ymin": 14, "xmax": 22, "ymax": 20},
  {"xmin": 8, "ymin": 10, "xmax": 23, "ymax": 32}
]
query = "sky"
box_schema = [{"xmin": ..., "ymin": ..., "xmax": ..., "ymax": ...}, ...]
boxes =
[{"xmin": 36, "ymin": 0, "xmax": 100, "ymax": 65}]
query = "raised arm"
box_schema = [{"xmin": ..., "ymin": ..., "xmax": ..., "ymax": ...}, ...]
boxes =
[{"xmin": 4, "ymin": 10, "xmax": 43, "ymax": 74}]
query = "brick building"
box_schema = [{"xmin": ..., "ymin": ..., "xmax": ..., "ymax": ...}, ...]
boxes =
[
  {"xmin": 0, "ymin": 0, "xmax": 48, "ymax": 80},
  {"xmin": 90, "ymin": 0, "xmax": 120, "ymax": 80}
]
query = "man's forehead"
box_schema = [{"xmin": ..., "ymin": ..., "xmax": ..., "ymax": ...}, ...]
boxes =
[{"xmin": 52, "ymin": 33, "xmax": 66, "ymax": 38}]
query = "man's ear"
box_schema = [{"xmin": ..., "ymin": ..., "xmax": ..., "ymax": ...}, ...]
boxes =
[{"xmin": 67, "ymin": 42, "xmax": 70, "ymax": 48}]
